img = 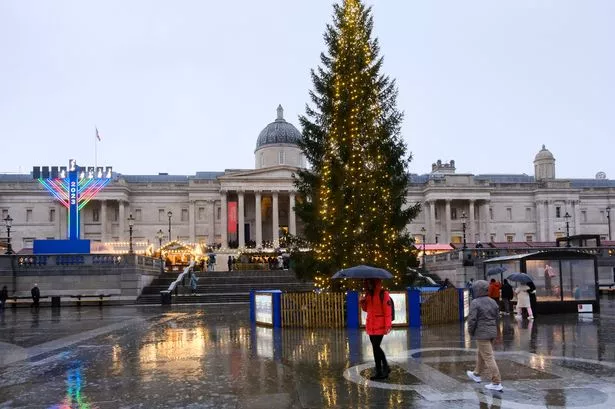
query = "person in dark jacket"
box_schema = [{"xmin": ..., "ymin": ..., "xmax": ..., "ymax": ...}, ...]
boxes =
[
  {"xmin": 527, "ymin": 280, "xmax": 538, "ymax": 316},
  {"xmin": 0, "ymin": 285, "xmax": 8, "ymax": 311},
  {"xmin": 466, "ymin": 280, "xmax": 503, "ymax": 392},
  {"xmin": 501, "ymin": 279, "xmax": 514, "ymax": 315},
  {"xmin": 227, "ymin": 256, "xmax": 232, "ymax": 272},
  {"xmin": 31, "ymin": 284, "xmax": 40, "ymax": 309}
]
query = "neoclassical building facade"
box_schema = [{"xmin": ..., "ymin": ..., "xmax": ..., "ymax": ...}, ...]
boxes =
[{"xmin": 1, "ymin": 107, "xmax": 614, "ymax": 252}]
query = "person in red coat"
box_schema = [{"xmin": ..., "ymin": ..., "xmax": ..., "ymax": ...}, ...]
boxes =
[{"xmin": 360, "ymin": 278, "xmax": 393, "ymax": 380}]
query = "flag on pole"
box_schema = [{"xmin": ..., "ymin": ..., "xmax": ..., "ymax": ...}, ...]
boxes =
[{"xmin": 96, "ymin": 127, "xmax": 101, "ymax": 141}]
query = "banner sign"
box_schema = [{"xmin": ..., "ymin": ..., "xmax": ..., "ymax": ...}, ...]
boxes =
[{"xmin": 228, "ymin": 201, "xmax": 237, "ymax": 234}]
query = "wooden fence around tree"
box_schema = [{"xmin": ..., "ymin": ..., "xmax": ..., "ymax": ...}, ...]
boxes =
[
  {"xmin": 281, "ymin": 292, "xmax": 346, "ymax": 328},
  {"xmin": 421, "ymin": 288, "xmax": 459, "ymax": 325}
]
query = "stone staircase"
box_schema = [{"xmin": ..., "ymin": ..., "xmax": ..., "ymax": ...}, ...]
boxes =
[{"xmin": 136, "ymin": 269, "xmax": 314, "ymax": 304}]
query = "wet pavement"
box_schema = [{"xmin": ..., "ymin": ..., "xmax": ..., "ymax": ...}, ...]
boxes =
[{"xmin": 1, "ymin": 297, "xmax": 615, "ymax": 408}]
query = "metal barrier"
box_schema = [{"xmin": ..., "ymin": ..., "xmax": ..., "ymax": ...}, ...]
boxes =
[
  {"xmin": 281, "ymin": 292, "xmax": 346, "ymax": 328},
  {"xmin": 421, "ymin": 288, "xmax": 460, "ymax": 325}
]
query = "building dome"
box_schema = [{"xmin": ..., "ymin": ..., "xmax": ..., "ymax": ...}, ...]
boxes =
[
  {"xmin": 255, "ymin": 105, "xmax": 302, "ymax": 150},
  {"xmin": 534, "ymin": 145, "xmax": 555, "ymax": 162}
]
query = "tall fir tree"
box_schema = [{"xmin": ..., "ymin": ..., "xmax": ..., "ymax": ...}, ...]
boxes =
[{"xmin": 294, "ymin": 0, "xmax": 421, "ymax": 289}]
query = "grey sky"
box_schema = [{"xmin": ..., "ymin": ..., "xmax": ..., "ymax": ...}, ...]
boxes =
[{"xmin": 1, "ymin": 1, "xmax": 613, "ymax": 179}]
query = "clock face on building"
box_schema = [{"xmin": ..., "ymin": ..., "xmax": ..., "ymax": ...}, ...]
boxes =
[{"xmin": 596, "ymin": 171, "xmax": 607, "ymax": 180}]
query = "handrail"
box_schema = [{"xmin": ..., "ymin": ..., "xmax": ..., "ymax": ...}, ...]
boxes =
[{"xmin": 166, "ymin": 260, "xmax": 195, "ymax": 293}]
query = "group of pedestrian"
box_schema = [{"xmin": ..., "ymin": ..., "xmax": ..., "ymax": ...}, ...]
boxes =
[{"xmin": 484, "ymin": 278, "xmax": 535, "ymax": 319}]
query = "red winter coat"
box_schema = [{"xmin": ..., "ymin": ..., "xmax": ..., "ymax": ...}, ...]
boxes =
[{"xmin": 360, "ymin": 281, "xmax": 393, "ymax": 335}]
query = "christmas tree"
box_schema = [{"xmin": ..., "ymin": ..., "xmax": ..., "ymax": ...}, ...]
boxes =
[{"xmin": 294, "ymin": 0, "xmax": 420, "ymax": 289}]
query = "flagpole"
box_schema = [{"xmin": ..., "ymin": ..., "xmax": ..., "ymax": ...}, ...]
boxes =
[{"xmin": 95, "ymin": 126, "xmax": 98, "ymax": 168}]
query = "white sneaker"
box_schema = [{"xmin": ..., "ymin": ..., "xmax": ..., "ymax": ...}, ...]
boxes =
[
  {"xmin": 485, "ymin": 383, "xmax": 503, "ymax": 392},
  {"xmin": 466, "ymin": 370, "xmax": 481, "ymax": 383}
]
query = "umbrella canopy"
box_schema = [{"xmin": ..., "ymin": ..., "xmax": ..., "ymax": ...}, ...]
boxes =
[
  {"xmin": 332, "ymin": 265, "xmax": 393, "ymax": 280},
  {"xmin": 506, "ymin": 272, "xmax": 534, "ymax": 283},
  {"xmin": 487, "ymin": 266, "xmax": 507, "ymax": 276}
]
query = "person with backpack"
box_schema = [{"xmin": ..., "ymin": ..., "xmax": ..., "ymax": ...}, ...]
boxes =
[{"xmin": 360, "ymin": 278, "xmax": 393, "ymax": 381}]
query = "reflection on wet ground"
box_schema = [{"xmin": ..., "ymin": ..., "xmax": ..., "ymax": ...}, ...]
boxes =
[{"xmin": 0, "ymin": 300, "xmax": 615, "ymax": 408}]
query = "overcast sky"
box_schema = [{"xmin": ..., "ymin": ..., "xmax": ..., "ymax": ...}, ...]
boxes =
[{"xmin": 1, "ymin": 0, "xmax": 613, "ymax": 179}]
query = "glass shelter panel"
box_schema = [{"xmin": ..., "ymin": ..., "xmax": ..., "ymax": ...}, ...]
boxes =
[
  {"xmin": 526, "ymin": 260, "xmax": 561, "ymax": 301},
  {"xmin": 561, "ymin": 259, "xmax": 596, "ymax": 301}
]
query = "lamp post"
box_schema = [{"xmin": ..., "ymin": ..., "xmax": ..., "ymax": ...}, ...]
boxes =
[
  {"xmin": 564, "ymin": 212, "xmax": 571, "ymax": 247},
  {"xmin": 128, "ymin": 214, "xmax": 135, "ymax": 255},
  {"xmin": 461, "ymin": 211, "xmax": 467, "ymax": 250},
  {"xmin": 167, "ymin": 211, "xmax": 173, "ymax": 242},
  {"xmin": 156, "ymin": 229, "xmax": 164, "ymax": 274},
  {"xmin": 420, "ymin": 227, "xmax": 427, "ymax": 272},
  {"xmin": 4, "ymin": 214, "xmax": 13, "ymax": 255},
  {"xmin": 607, "ymin": 206, "xmax": 612, "ymax": 241}
]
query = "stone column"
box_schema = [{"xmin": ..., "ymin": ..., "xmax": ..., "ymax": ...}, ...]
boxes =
[
  {"xmin": 536, "ymin": 201, "xmax": 544, "ymax": 241},
  {"xmin": 272, "ymin": 191, "xmax": 279, "ymax": 246},
  {"xmin": 208, "ymin": 200, "xmax": 216, "ymax": 245},
  {"xmin": 468, "ymin": 200, "xmax": 475, "ymax": 243},
  {"xmin": 481, "ymin": 201, "xmax": 490, "ymax": 242},
  {"xmin": 444, "ymin": 200, "xmax": 451, "ymax": 244},
  {"xmin": 220, "ymin": 191, "xmax": 228, "ymax": 248},
  {"xmin": 572, "ymin": 200, "xmax": 581, "ymax": 235},
  {"xmin": 544, "ymin": 201, "xmax": 551, "ymax": 241},
  {"xmin": 289, "ymin": 192, "xmax": 296, "ymax": 236},
  {"xmin": 255, "ymin": 191, "xmax": 262, "ymax": 248},
  {"xmin": 100, "ymin": 200, "xmax": 107, "ymax": 242},
  {"xmin": 238, "ymin": 191, "xmax": 245, "ymax": 248},
  {"xmin": 189, "ymin": 200, "xmax": 196, "ymax": 243},
  {"xmin": 428, "ymin": 200, "xmax": 436, "ymax": 243},
  {"xmin": 118, "ymin": 201, "xmax": 126, "ymax": 242}
]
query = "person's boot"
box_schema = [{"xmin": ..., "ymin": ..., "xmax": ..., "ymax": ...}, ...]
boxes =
[
  {"xmin": 382, "ymin": 364, "xmax": 391, "ymax": 378},
  {"xmin": 369, "ymin": 371, "xmax": 386, "ymax": 381}
]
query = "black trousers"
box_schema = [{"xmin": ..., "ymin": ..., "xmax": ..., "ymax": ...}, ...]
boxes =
[{"xmin": 369, "ymin": 335, "xmax": 388, "ymax": 373}]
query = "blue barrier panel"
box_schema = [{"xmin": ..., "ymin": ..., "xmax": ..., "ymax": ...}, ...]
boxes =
[
  {"xmin": 408, "ymin": 288, "xmax": 421, "ymax": 327},
  {"xmin": 272, "ymin": 291, "xmax": 282, "ymax": 328},
  {"xmin": 249, "ymin": 290, "xmax": 256, "ymax": 323},
  {"xmin": 346, "ymin": 291, "xmax": 359, "ymax": 329}
]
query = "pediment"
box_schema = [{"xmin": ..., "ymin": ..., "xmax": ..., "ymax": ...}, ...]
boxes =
[{"xmin": 219, "ymin": 166, "xmax": 298, "ymax": 181}]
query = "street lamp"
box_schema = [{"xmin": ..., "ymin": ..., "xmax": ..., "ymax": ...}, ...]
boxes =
[
  {"xmin": 156, "ymin": 229, "xmax": 164, "ymax": 274},
  {"xmin": 4, "ymin": 214, "xmax": 13, "ymax": 255},
  {"xmin": 127, "ymin": 214, "xmax": 135, "ymax": 255},
  {"xmin": 167, "ymin": 211, "xmax": 173, "ymax": 242},
  {"xmin": 420, "ymin": 227, "xmax": 427, "ymax": 272},
  {"xmin": 461, "ymin": 211, "xmax": 467, "ymax": 250},
  {"xmin": 607, "ymin": 206, "xmax": 612, "ymax": 241},
  {"xmin": 564, "ymin": 212, "xmax": 571, "ymax": 247}
]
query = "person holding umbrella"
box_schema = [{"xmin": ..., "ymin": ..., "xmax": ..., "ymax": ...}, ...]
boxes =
[
  {"xmin": 515, "ymin": 283, "xmax": 534, "ymax": 320},
  {"xmin": 360, "ymin": 278, "xmax": 393, "ymax": 380}
]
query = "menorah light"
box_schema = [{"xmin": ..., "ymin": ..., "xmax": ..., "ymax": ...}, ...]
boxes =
[{"xmin": 33, "ymin": 159, "xmax": 112, "ymax": 254}]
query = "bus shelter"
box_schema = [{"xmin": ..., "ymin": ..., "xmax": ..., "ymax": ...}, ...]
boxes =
[{"xmin": 483, "ymin": 250, "xmax": 599, "ymax": 314}]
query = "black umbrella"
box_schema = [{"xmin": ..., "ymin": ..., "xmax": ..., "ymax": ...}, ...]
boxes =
[
  {"xmin": 487, "ymin": 266, "xmax": 507, "ymax": 276},
  {"xmin": 332, "ymin": 265, "xmax": 393, "ymax": 280},
  {"xmin": 506, "ymin": 272, "xmax": 534, "ymax": 284}
]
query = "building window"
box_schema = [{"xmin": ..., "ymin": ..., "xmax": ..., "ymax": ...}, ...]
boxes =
[
  {"xmin": 181, "ymin": 209, "xmax": 188, "ymax": 222},
  {"xmin": 49, "ymin": 208, "xmax": 55, "ymax": 222},
  {"xmin": 23, "ymin": 238, "xmax": 34, "ymax": 248},
  {"xmin": 159, "ymin": 209, "xmax": 165, "ymax": 222},
  {"xmin": 490, "ymin": 234, "xmax": 496, "ymax": 242},
  {"xmin": 581, "ymin": 211, "xmax": 587, "ymax": 222},
  {"xmin": 113, "ymin": 208, "xmax": 119, "ymax": 222},
  {"xmin": 135, "ymin": 209, "xmax": 142, "ymax": 221},
  {"xmin": 489, "ymin": 208, "xmax": 493, "ymax": 220},
  {"xmin": 198, "ymin": 207, "xmax": 205, "ymax": 221},
  {"xmin": 556, "ymin": 206, "xmax": 561, "ymax": 218},
  {"xmin": 435, "ymin": 235, "xmax": 439, "ymax": 244},
  {"xmin": 526, "ymin": 235, "xmax": 533, "ymax": 242},
  {"xmin": 525, "ymin": 208, "xmax": 531, "ymax": 221},
  {"xmin": 434, "ymin": 207, "xmax": 439, "ymax": 220},
  {"xmin": 1, "ymin": 209, "xmax": 7, "ymax": 220},
  {"xmin": 92, "ymin": 209, "xmax": 99, "ymax": 222},
  {"xmin": 451, "ymin": 208, "xmax": 457, "ymax": 220},
  {"xmin": 600, "ymin": 210, "xmax": 606, "ymax": 222},
  {"xmin": 506, "ymin": 234, "xmax": 514, "ymax": 243},
  {"xmin": 217, "ymin": 207, "xmax": 221, "ymax": 220},
  {"xmin": 506, "ymin": 208, "xmax": 512, "ymax": 221},
  {"xmin": 278, "ymin": 151, "xmax": 285, "ymax": 165},
  {"xmin": 26, "ymin": 209, "xmax": 33, "ymax": 222}
]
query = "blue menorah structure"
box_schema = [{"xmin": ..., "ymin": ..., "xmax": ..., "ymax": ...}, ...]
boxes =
[{"xmin": 32, "ymin": 159, "xmax": 112, "ymax": 254}]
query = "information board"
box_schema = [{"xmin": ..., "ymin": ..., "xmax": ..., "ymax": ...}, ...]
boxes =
[
  {"xmin": 255, "ymin": 293, "xmax": 273, "ymax": 325},
  {"xmin": 360, "ymin": 291, "xmax": 407, "ymax": 327}
]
